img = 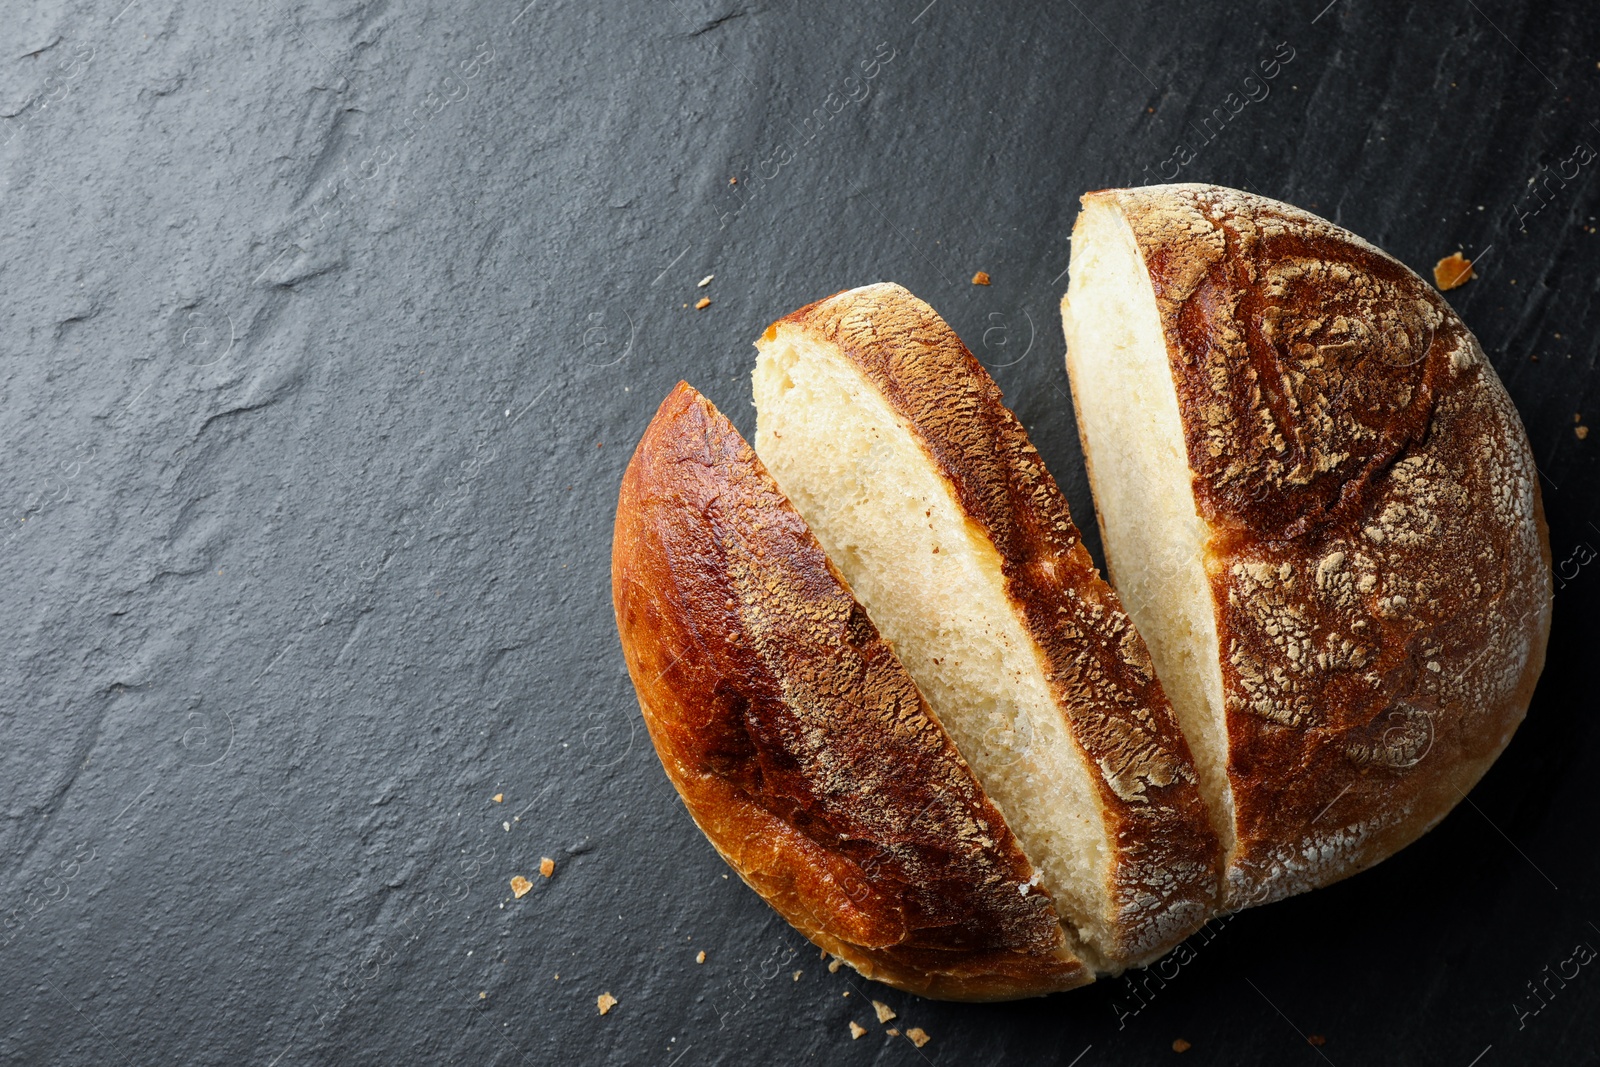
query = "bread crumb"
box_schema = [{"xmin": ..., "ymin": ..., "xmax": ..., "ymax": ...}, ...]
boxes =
[
  {"xmin": 493, "ymin": 793, "xmax": 503, "ymax": 803},
  {"xmin": 695, "ymin": 297, "xmax": 711, "ymax": 310},
  {"xmin": 1578, "ymin": 425, "xmax": 1589, "ymax": 440},
  {"xmin": 597, "ymin": 992, "xmax": 617, "ymax": 1015},
  {"xmin": 1308, "ymin": 1035, "xmax": 1327, "ymax": 1046},
  {"xmin": 792, "ymin": 970, "xmax": 802, "ymax": 981},
  {"xmin": 695, "ymin": 950, "xmax": 706, "ymax": 964},
  {"xmin": 971, "ymin": 271, "xmax": 991, "ymax": 285},
  {"xmin": 886, "ymin": 1028, "xmax": 900, "ymax": 1037},
  {"xmin": 828, "ymin": 959, "xmax": 842, "ymax": 973},
  {"xmin": 510, "ymin": 876, "xmax": 533, "ymax": 898},
  {"xmin": 1172, "ymin": 1038, "xmax": 1192, "ymax": 1052},
  {"xmin": 872, "ymin": 1000, "xmax": 896, "ymax": 1023},
  {"xmin": 848, "ymin": 1021, "xmax": 866, "ymax": 1040},
  {"xmin": 1433, "ymin": 252, "xmax": 1474, "ymax": 290},
  {"xmin": 539, "ymin": 857, "xmax": 555, "ymax": 878},
  {"xmin": 697, "ymin": 275, "xmax": 714, "ymax": 287},
  {"xmin": 479, "ymin": 991, "xmax": 487, "ymax": 999},
  {"xmin": 729, "ymin": 176, "xmax": 737, "ymax": 184},
  {"xmin": 907, "ymin": 1027, "xmax": 930, "ymax": 1048}
]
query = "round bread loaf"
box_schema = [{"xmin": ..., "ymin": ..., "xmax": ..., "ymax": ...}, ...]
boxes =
[
  {"xmin": 1061, "ymin": 183, "xmax": 1552, "ymax": 909},
  {"xmin": 611, "ymin": 183, "xmax": 1552, "ymax": 1001}
]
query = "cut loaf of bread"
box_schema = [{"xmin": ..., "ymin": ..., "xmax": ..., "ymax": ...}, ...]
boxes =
[
  {"xmin": 1062, "ymin": 184, "xmax": 1552, "ymax": 909},
  {"xmin": 612, "ymin": 185, "xmax": 1552, "ymax": 1003},
  {"xmin": 613, "ymin": 383, "xmax": 1089, "ymax": 1001},
  {"xmin": 753, "ymin": 283, "xmax": 1220, "ymax": 970}
]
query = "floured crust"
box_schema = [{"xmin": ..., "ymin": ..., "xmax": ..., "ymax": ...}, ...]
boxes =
[
  {"xmin": 767, "ymin": 285, "xmax": 1222, "ymax": 963},
  {"xmin": 1090, "ymin": 184, "xmax": 1552, "ymax": 907},
  {"xmin": 612, "ymin": 383, "xmax": 1089, "ymax": 1000}
]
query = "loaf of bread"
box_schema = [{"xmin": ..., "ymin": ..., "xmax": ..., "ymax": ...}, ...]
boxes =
[
  {"xmin": 1061, "ymin": 183, "xmax": 1551, "ymax": 909},
  {"xmin": 611, "ymin": 183, "xmax": 1551, "ymax": 1000}
]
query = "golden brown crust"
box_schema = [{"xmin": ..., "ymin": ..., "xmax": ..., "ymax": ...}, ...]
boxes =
[
  {"xmin": 769, "ymin": 285, "xmax": 1222, "ymax": 964},
  {"xmin": 1092, "ymin": 184, "xmax": 1552, "ymax": 907},
  {"xmin": 612, "ymin": 383, "xmax": 1089, "ymax": 1000}
]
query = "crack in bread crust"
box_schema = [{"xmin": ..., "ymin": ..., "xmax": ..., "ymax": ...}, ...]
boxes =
[
  {"xmin": 612, "ymin": 383, "xmax": 1089, "ymax": 1000},
  {"xmin": 1098, "ymin": 184, "xmax": 1552, "ymax": 907},
  {"xmin": 769, "ymin": 285, "xmax": 1222, "ymax": 963}
]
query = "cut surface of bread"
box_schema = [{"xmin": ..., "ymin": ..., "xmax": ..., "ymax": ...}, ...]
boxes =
[
  {"xmin": 612, "ymin": 383, "xmax": 1089, "ymax": 1000},
  {"xmin": 1061, "ymin": 199, "xmax": 1236, "ymax": 863},
  {"xmin": 1062, "ymin": 184, "xmax": 1552, "ymax": 909},
  {"xmin": 754, "ymin": 284, "xmax": 1219, "ymax": 968}
]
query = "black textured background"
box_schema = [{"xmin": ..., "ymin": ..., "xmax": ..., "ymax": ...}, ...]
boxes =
[{"xmin": 3, "ymin": 0, "xmax": 1598, "ymax": 1063}]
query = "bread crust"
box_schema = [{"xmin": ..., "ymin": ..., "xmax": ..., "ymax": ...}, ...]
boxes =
[
  {"xmin": 612, "ymin": 383, "xmax": 1089, "ymax": 1000},
  {"xmin": 767, "ymin": 285, "xmax": 1223, "ymax": 965},
  {"xmin": 1085, "ymin": 184, "xmax": 1553, "ymax": 908}
]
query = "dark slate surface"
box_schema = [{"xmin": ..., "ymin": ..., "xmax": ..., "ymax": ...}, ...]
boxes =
[{"xmin": 2, "ymin": 0, "xmax": 1598, "ymax": 1063}]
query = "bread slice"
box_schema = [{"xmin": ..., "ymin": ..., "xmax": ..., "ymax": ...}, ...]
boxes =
[
  {"xmin": 1061, "ymin": 184, "xmax": 1552, "ymax": 909},
  {"xmin": 753, "ymin": 284, "xmax": 1220, "ymax": 970},
  {"xmin": 612, "ymin": 383, "xmax": 1089, "ymax": 1000}
]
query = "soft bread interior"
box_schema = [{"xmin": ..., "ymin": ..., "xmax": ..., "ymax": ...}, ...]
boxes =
[
  {"xmin": 753, "ymin": 328, "xmax": 1119, "ymax": 967},
  {"xmin": 1060, "ymin": 199, "xmax": 1235, "ymax": 863}
]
